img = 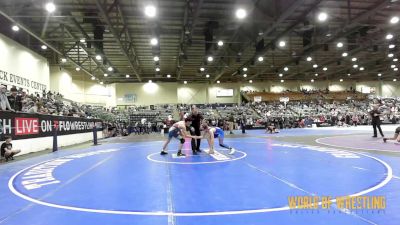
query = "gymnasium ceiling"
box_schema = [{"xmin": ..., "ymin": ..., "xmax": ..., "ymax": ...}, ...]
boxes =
[{"xmin": 0, "ymin": 0, "xmax": 399, "ymax": 84}]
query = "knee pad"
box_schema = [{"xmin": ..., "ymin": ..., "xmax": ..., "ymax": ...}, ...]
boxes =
[{"xmin": 180, "ymin": 138, "xmax": 185, "ymax": 144}]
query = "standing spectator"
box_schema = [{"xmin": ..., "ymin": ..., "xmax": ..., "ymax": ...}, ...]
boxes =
[
  {"xmin": 228, "ymin": 113, "xmax": 235, "ymax": 134},
  {"xmin": 7, "ymin": 87, "xmax": 22, "ymax": 111},
  {"xmin": 0, "ymin": 85, "xmax": 13, "ymax": 111},
  {"xmin": 352, "ymin": 113, "xmax": 359, "ymax": 126},
  {"xmin": 1, "ymin": 136, "xmax": 21, "ymax": 162}
]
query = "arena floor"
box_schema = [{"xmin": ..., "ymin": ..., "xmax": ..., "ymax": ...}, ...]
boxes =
[{"xmin": 1, "ymin": 125, "xmax": 399, "ymax": 225}]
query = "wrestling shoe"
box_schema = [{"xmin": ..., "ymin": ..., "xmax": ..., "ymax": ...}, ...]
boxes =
[
  {"xmin": 160, "ymin": 150, "xmax": 168, "ymax": 155},
  {"xmin": 383, "ymin": 138, "xmax": 387, "ymax": 143},
  {"xmin": 228, "ymin": 148, "xmax": 236, "ymax": 155},
  {"xmin": 177, "ymin": 151, "xmax": 186, "ymax": 157},
  {"xmin": 196, "ymin": 149, "xmax": 202, "ymax": 153}
]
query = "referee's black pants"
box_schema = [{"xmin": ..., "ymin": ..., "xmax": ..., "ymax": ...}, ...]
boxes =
[
  {"xmin": 190, "ymin": 126, "xmax": 201, "ymax": 152},
  {"xmin": 372, "ymin": 123, "xmax": 384, "ymax": 137}
]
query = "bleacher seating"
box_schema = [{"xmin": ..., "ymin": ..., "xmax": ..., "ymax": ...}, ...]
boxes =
[{"xmin": 244, "ymin": 91, "xmax": 367, "ymax": 102}]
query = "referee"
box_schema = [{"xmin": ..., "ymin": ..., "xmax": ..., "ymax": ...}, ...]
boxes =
[
  {"xmin": 188, "ymin": 105, "xmax": 203, "ymax": 154},
  {"xmin": 370, "ymin": 104, "xmax": 384, "ymax": 138}
]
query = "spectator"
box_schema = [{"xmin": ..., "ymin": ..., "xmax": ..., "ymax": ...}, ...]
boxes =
[
  {"xmin": 27, "ymin": 101, "xmax": 42, "ymax": 114},
  {"xmin": 7, "ymin": 87, "xmax": 22, "ymax": 111},
  {"xmin": 1, "ymin": 85, "xmax": 13, "ymax": 111},
  {"xmin": 1, "ymin": 136, "xmax": 21, "ymax": 162}
]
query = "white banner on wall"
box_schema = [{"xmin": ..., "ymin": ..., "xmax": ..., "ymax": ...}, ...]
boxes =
[
  {"xmin": 216, "ymin": 89, "xmax": 234, "ymax": 97},
  {"xmin": 254, "ymin": 96, "xmax": 262, "ymax": 102},
  {"xmin": 0, "ymin": 34, "xmax": 49, "ymax": 93}
]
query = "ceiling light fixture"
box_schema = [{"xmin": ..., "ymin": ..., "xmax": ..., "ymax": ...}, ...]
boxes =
[
  {"xmin": 390, "ymin": 16, "xmax": 399, "ymax": 24},
  {"xmin": 11, "ymin": 25, "xmax": 19, "ymax": 31},
  {"xmin": 45, "ymin": 2, "xmax": 56, "ymax": 13},
  {"xmin": 150, "ymin": 38, "xmax": 158, "ymax": 45},
  {"xmin": 236, "ymin": 8, "xmax": 247, "ymax": 19},
  {"xmin": 317, "ymin": 12, "xmax": 328, "ymax": 22},
  {"xmin": 144, "ymin": 5, "xmax": 156, "ymax": 17}
]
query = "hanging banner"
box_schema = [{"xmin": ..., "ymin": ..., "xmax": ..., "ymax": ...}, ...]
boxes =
[{"xmin": 0, "ymin": 111, "xmax": 103, "ymax": 140}]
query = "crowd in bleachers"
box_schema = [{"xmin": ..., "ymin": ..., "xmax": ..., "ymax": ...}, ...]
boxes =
[
  {"xmin": 251, "ymin": 98, "xmax": 399, "ymax": 129},
  {"xmin": 2, "ymin": 84, "xmax": 399, "ymax": 137}
]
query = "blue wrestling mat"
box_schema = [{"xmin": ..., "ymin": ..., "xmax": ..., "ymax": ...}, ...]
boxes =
[{"xmin": 0, "ymin": 130, "xmax": 399, "ymax": 225}]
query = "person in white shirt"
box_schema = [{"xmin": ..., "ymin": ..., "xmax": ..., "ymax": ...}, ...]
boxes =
[{"xmin": 0, "ymin": 85, "xmax": 13, "ymax": 111}]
